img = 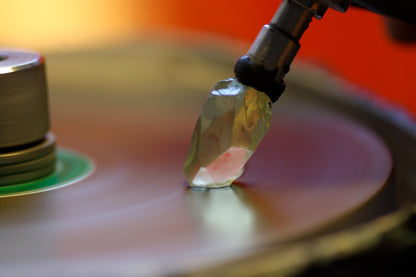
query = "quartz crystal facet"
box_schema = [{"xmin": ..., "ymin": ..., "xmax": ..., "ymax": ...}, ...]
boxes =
[{"xmin": 184, "ymin": 78, "xmax": 272, "ymax": 188}]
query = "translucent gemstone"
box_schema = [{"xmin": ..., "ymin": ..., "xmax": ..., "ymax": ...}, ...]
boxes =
[{"xmin": 184, "ymin": 78, "xmax": 272, "ymax": 188}]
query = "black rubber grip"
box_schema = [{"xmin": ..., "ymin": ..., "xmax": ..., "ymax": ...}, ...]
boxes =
[{"xmin": 234, "ymin": 55, "xmax": 285, "ymax": 103}]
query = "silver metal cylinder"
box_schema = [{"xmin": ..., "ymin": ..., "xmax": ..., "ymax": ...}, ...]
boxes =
[
  {"xmin": 0, "ymin": 49, "xmax": 55, "ymax": 186},
  {"xmin": 243, "ymin": 0, "xmax": 351, "ymax": 88},
  {"xmin": 247, "ymin": 0, "xmax": 324, "ymax": 84},
  {"xmin": 248, "ymin": 25, "xmax": 300, "ymax": 73},
  {"xmin": 0, "ymin": 49, "xmax": 50, "ymax": 148}
]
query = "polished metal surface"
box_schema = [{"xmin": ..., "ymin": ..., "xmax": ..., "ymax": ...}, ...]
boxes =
[
  {"xmin": 247, "ymin": 0, "xmax": 350, "ymax": 83},
  {"xmin": 0, "ymin": 48, "xmax": 50, "ymax": 147},
  {"xmin": 0, "ymin": 42, "xmax": 396, "ymax": 275},
  {"xmin": 0, "ymin": 133, "xmax": 55, "ymax": 166},
  {"xmin": 0, "ymin": 133, "xmax": 56, "ymax": 186},
  {"xmin": 0, "ymin": 49, "xmax": 43, "ymax": 74},
  {"xmin": 0, "ymin": 49, "xmax": 55, "ymax": 186}
]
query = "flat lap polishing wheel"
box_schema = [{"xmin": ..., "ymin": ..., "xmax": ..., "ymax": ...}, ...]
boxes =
[{"xmin": 0, "ymin": 49, "xmax": 56, "ymax": 186}]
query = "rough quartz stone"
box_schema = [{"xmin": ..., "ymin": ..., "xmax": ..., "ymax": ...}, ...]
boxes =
[{"xmin": 184, "ymin": 78, "xmax": 272, "ymax": 188}]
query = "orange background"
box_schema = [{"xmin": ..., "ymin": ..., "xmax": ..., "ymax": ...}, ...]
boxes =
[
  {"xmin": 1, "ymin": 0, "xmax": 415, "ymax": 113},
  {"xmin": 152, "ymin": 0, "xmax": 416, "ymax": 113}
]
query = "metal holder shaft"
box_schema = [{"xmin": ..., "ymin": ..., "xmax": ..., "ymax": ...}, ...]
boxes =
[{"xmin": 235, "ymin": 0, "xmax": 351, "ymax": 102}]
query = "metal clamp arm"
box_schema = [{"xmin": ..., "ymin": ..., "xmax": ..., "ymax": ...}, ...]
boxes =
[{"xmin": 234, "ymin": 0, "xmax": 351, "ymax": 102}]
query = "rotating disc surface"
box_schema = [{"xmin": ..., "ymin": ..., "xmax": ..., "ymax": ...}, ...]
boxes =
[{"xmin": 0, "ymin": 42, "xmax": 393, "ymax": 275}]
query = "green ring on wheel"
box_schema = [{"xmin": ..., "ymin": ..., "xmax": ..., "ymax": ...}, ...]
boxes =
[{"xmin": 0, "ymin": 148, "xmax": 94, "ymax": 197}]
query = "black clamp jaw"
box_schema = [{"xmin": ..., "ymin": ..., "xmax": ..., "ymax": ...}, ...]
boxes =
[{"xmin": 235, "ymin": 0, "xmax": 351, "ymax": 102}]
